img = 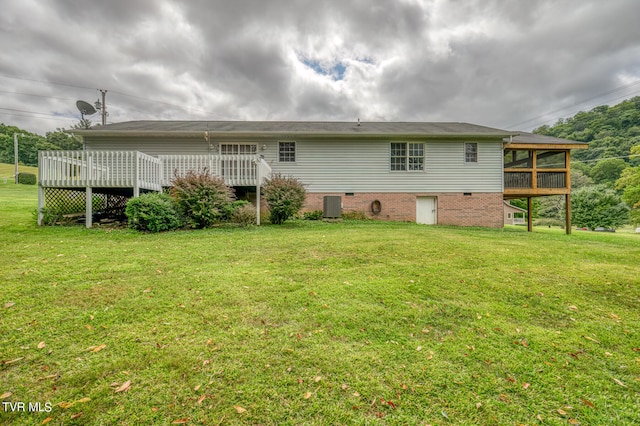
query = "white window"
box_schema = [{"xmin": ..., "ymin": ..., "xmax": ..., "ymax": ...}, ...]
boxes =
[
  {"xmin": 391, "ymin": 142, "xmax": 424, "ymax": 171},
  {"xmin": 279, "ymin": 141, "xmax": 296, "ymax": 162},
  {"xmin": 465, "ymin": 142, "xmax": 478, "ymax": 163}
]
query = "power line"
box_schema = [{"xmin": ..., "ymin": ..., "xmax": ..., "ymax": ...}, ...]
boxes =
[{"xmin": 506, "ymin": 79, "xmax": 640, "ymax": 130}]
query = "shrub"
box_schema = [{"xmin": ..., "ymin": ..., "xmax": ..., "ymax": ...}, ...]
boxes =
[
  {"xmin": 170, "ymin": 172, "xmax": 235, "ymax": 228},
  {"xmin": 302, "ymin": 210, "xmax": 323, "ymax": 220},
  {"xmin": 17, "ymin": 172, "xmax": 36, "ymax": 185},
  {"xmin": 222, "ymin": 200, "xmax": 251, "ymax": 221},
  {"xmin": 231, "ymin": 203, "xmax": 257, "ymax": 226},
  {"xmin": 125, "ymin": 193, "xmax": 183, "ymax": 232},
  {"xmin": 342, "ymin": 210, "xmax": 370, "ymax": 220},
  {"xmin": 262, "ymin": 174, "xmax": 306, "ymax": 224}
]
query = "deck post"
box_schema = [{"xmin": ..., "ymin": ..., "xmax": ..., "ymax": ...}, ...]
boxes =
[
  {"xmin": 86, "ymin": 187, "xmax": 93, "ymax": 228},
  {"xmin": 527, "ymin": 197, "xmax": 533, "ymax": 232},
  {"xmin": 565, "ymin": 193, "xmax": 571, "ymax": 235},
  {"xmin": 255, "ymin": 159, "xmax": 261, "ymax": 226},
  {"xmin": 37, "ymin": 185, "xmax": 44, "ymax": 225}
]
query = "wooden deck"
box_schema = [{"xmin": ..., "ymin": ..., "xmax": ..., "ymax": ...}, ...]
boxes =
[{"xmin": 37, "ymin": 151, "xmax": 271, "ymax": 227}]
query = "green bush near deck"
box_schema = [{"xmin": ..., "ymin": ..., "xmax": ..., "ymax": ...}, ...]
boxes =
[
  {"xmin": 17, "ymin": 172, "xmax": 36, "ymax": 185},
  {"xmin": 262, "ymin": 173, "xmax": 306, "ymax": 224},
  {"xmin": 125, "ymin": 192, "xmax": 183, "ymax": 232},
  {"xmin": 170, "ymin": 172, "xmax": 235, "ymax": 228}
]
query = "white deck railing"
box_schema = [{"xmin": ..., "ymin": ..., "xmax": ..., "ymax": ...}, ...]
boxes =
[
  {"xmin": 39, "ymin": 151, "xmax": 268, "ymax": 190},
  {"xmin": 39, "ymin": 151, "xmax": 163, "ymax": 191}
]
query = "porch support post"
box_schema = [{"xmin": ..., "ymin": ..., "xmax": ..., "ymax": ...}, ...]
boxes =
[
  {"xmin": 565, "ymin": 193, "xmax": 572, "ymax": 235},
  {"xmin": 255, "ymin": 159, "xmax": 261, "ymax": 226},
  {"xmin": 527, "ymin": 197, "xmax": 533, "ymax": 232},
  {"xmin": 37, "ymin": 186, "xmax": 44, "ymax": 225},
  {"xmin": 86, "ymin": 187, "xmax": 93, "ymax": 228}
]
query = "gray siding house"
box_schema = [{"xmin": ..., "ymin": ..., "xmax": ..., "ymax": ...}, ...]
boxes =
[{"xmin": 38, "ymin": 121, "xmax": 587, "ymax": 229}]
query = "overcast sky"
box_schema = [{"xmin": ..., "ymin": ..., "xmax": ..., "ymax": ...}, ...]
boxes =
[{"xmin": 2, "ymin": 0, "xmax": 640, "ymax": 136}]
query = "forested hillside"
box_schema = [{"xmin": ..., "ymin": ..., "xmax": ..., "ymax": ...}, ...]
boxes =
[
  {"xmin": 0, "ymin": 123, "xmax": 82, "ymax": 167},
  {"xmin": 533, "ymin": 96, "xmax": 640, "ymax": 226}
]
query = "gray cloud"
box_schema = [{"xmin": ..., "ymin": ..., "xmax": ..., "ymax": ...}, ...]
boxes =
[{"xmin": 1, "ymin": 0, "xmax": 640, "ymax": 135}]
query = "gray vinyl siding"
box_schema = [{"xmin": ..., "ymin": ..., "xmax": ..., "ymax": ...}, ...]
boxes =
[
  {"xmin": 264, "ymin": 139, "xmax": 503, "ymax": 193},
  {"xmin": 83, "ymin": 136, "xmax": 503, "ymax": 193},
  {"xmin": 84, "ymin": 137, "xmax": 210, "ymax": 156}
]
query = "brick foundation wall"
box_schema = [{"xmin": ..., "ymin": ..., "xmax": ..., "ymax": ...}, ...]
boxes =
[{"xmin": 303, "ymin": 192, "xmax": 504, "ymax": 228}]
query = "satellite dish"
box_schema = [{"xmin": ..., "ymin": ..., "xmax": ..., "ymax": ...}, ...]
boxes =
[{"xmin": 76, "ymin": 100, "xmax": 97, "ymax": 116}]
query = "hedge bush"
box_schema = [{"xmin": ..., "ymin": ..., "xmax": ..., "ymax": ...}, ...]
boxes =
[
  {"xmin": 170, "ymin": 172, "xmax": 235, "ymax": 228},
  {"xmin": 17, "ymin": 172, "xmax": 36, "ymax": 185},
  {"xmin": 231, "ymin": 203, "xmax": 257, "ymax": 226},
  {"xmin": 262, "ymin": 174, "xmax": 306, "ymax": 224},
  {"xmin": 302, "ymin": 210, "xmax": 323, "ymax": 220},
  {"xmin": 125, "ymin": 193, "xmax": 183, "ymax": 232}
]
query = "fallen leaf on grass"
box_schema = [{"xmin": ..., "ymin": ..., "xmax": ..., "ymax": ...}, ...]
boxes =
[
  {"xmin": 314, "ymin": 376, "xmax": 322, "ymax": 382},
  {"xmin": 4, "ymin": 302, "xmax": 15, "ymax": 309},
  {"xmin": 197, "ymin": 395, "xmax": 206, "ymax": 404},
  {"xmin": 522, "ymin": 383, "xmax": 530, "ymax": 389},
  {"xmin": 1, "ymin": 392, "xmax": 12, "ymax": 399},
  {"xmin": 580, "ymin": 398, "xmax": 595, "ymax": 408},
  {"xmin": 476, "ymin": 402, "xmax": 482, "ymax": 409},
  {"xmin": 41, "ymin": 418, "xmax": 53, "ymax": 425},
  {"xmin": 499, "ymin": 394, "xmax": 510, "ymax": 403},
  {"xmin": 353, "ymin": 391, "xmax": 360, "ymax": 397},
  {"xmin": 143, "ymin": 287, "xmax": 151, "ymax": 293},
  {"xmin": 172, "ymin": 419, "xmax": 189, "ymax": 424},
  {"xmin": 568, "ymin": 305, "xmax": 578, "ymax": 311},
  {"xmin": 115, "ymin": 380, "xmax": 131, "ymax": 393},
  {"xmin": 583, "ymin": 336, "xmax": 600, "ymax": 344},
  {"xmin": 88, "ymin": 344, "xmax": 107, "ymax": 353},
  {"xmin": 557, "ymin": 409, "xmax": 567, "ymax": 416},
  {"xmin": 303, "ymin": 392, "xmax": 312, "ymax": 399},
  {"xmin": 234, "ymin": 405, "xmax": 247, "ymax": 413},
  {"xmin": 613, "ymin": 378, "xmax": 627, "ymax": 387},
  {"xmin": 71, "ymin": 412, "xmax": 83, "ymax": 420},
  {"xmin": 341, "ymin": 384, "xmax": 348, "ymax": 390},
  {"xmin": 58, "ymin": 401, "xmax": 75, "ymax": 409},
  {"xmin": 194, "ymin": 384, "xmax": 201, "ymax": 391},
  {"xmin": 77, "ymin": 397, "xmax": 91, "ymax": 403},
  {"xmin": 1, "ymin": 357, "xmax": 24, "ymax": 366},
  {"xmin": 568, "ymin": 419, "xmax": 580, "ymax": 425},
  {"xmin": 37, "ymin": 341, "xmax": 46, "ymax": 349}
]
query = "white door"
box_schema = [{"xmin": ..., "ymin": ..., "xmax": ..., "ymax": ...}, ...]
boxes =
[{"xmin": 416, "ymin": 197, "xmax": 437, "ymax": 225}]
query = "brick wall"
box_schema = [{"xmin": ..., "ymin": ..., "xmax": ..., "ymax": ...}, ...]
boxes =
[{"xmin": 303, "ymin": 192, "xmax": 504, "ymax": 228}]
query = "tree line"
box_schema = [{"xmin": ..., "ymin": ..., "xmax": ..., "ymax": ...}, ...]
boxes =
[{"xmin": 0, "ymin": 123, "xmax": 83, "ymax": 167}]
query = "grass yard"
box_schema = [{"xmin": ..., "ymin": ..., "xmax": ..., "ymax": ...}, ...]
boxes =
[{"xmin": 1, "ymin": 181, "xmax": 639, "ymax": 425}]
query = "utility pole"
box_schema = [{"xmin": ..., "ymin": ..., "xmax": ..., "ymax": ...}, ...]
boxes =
[
  {"xmin": 14, "ymin": 133, "xmax": 18, "ymax": 184},
  {"xmin": 99, "ymin": 89, "xmax": 107, "ymax": 125}
]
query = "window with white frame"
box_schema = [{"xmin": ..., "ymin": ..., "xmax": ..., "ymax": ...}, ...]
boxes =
[
  {"xmin": 465, "ymin": 142, "xmax": 478, "ymax": 163},
  {"xmin": 279, "ymin": 141, "xmax": 296, "ymax": 162},
  {"xmin": 390, "ymin": 142, "xmax": 424, "ymax": 171}
]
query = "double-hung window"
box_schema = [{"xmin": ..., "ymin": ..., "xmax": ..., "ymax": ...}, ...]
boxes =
[
  {"xmin": 465, "ymin": 142, "xmax": 478, "ymax": 163},
  {"xmin": 279, "ymin": 141, "xmax": 296, "ymax": 162},
  {"xmin": 391, "ymin": 142, "xmax": 424, "ymax": 171}
]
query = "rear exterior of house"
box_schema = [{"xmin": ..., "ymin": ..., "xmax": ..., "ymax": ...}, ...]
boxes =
[
  {"xmin": 38, "ymin": 121, "xmax": 587, "ymax": 229},
  {"xmin": 64, "ymin": 121, "xmax": 513, "ymax": 228}
]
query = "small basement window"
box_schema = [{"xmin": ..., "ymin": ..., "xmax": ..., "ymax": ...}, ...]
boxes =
[{"xmin": 279, "ymin": 141, "xmax": 296, "ymax": 162}]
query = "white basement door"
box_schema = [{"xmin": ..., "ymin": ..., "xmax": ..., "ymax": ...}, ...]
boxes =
[{"xmin": 416, "ymin": 196, "xmax": 437, "ymax": 225}]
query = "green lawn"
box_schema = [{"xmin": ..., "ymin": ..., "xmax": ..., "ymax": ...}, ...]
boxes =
[{"xmin": 1, "ymin": 182, "xmax": 639, "ymax": 425}]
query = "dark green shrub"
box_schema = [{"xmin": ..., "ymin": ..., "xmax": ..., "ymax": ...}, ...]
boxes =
[
  {"xmin": 17, "ymin": 172, "xmax": 36, "ymax": 185},
  {"xmin": 222, "ymin": 200, "xmax": 251, "ymax": 221},
  {"xmin": 231, "ymin": 203, "xmax": 257, "ymax": 226},
  {"xmin": 125, "ymin": 193, "xmax": 183, "ymax": 232},
  {"xmin": 262, "ymin": 174, "xmax": 306, "ymax": 224},
  {"xmin": 170, "ymin": 172, "xmax": 235, "ymax": 228},
  {"xmin": 342, "ymin": 210, "xmax": 369, "ymax": 220},
  {"xmin": 302, "ymin": 210, "xmax": 323, "ymax": 220}
]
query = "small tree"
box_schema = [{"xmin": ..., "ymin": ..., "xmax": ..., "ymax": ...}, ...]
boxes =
[
  {"xmin": 170, "ymin": 172, "xmax": 235, "ymax": 228},
  {"xmin": 616, "ymin": 146, "xmax": 640, "ymax": 226},
  {"xmin": 572, "ymin": 185, "xmax": 629, "ymax": 229},
  {"xmin": 262, "ymin": 174, "xmax": 306, "ymax": 224}
]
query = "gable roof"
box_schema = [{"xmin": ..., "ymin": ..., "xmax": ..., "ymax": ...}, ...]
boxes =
[{"xmin": 72, "ymin": 120, "xmax": 517, "ymax": 140}]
